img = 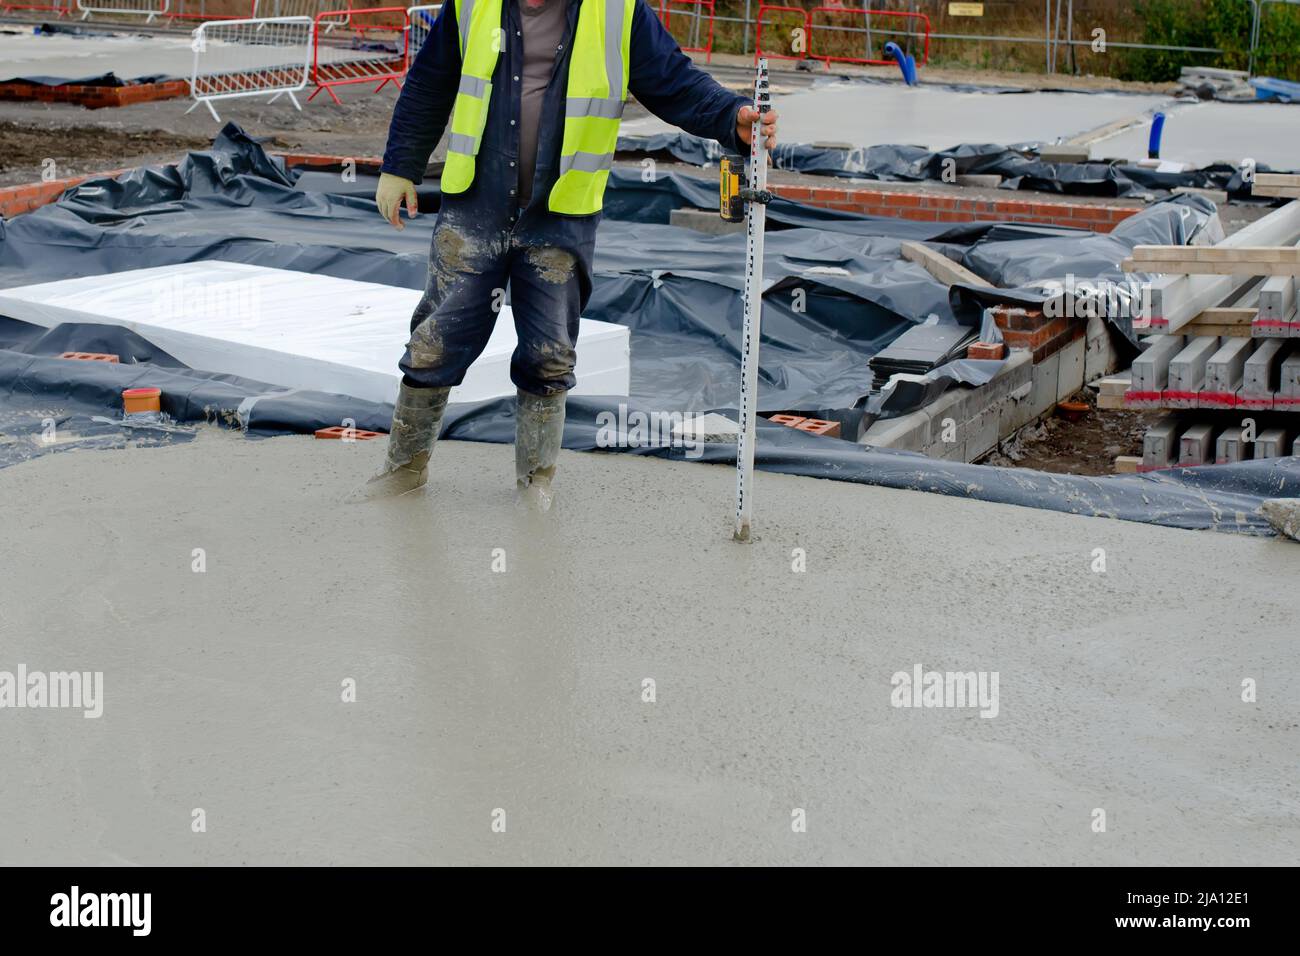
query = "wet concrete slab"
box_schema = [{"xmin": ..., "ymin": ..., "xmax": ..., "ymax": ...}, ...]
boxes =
[
  {"xmin": 1089, "ymin": 100, "xmax": 1300, "ymax": 169},
  {"xmin": 621, "ymin": 80, "xmax": 1172, "ymax": 152},
  {"xmin": 1, "ymin": 430, "xmax": 1296, "ymax": 864}
]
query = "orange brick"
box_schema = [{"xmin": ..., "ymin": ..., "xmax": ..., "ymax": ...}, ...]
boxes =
[
  {"xmin": 58, "ymin": 352, "xmax": 120, "ymax": 363},
  {"xmin": 793, "ymin": 418, "xmax": 841, "ymax": 438},
  {"xmin": 315, "ymin": 426, "xmax": 385, "ymax": 440},
  {"xmin": 966, "ymin": 341, "xmax": 1005, "ymax": 360},
  {"xmin": 767, "ymin": 414, "xmax": 806, "ymax": 427}
]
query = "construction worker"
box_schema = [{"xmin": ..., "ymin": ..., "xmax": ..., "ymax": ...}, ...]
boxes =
[{"xmin": 360, "ymin": 0, "xmax": 778, "ymax": 510}]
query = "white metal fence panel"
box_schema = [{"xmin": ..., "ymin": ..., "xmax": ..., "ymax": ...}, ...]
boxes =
[
  {"xmin": 252, "ymin": 0, "xmax": 348, "ymax": 22},
  {"xmin": 405, "ymin": 3, "xmax": 441, "ymax": 61},
  {"xmin": 188, "ymin": 15, "xmax": 314, "ymax": 121},
  {"xmin": 76, "ymin": 0, "xmax": 170, "ymax": 21}
]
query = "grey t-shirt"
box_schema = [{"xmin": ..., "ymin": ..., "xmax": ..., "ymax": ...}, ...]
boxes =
[{"xmin": 517, "ymin": 0, "xmax": 567, "ymax": 205}]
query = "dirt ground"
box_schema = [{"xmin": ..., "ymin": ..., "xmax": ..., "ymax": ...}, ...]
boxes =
[
  {"xmin": 984, "ymin": 390, "xmax": 1157, "ymax": 476},
  {"xmin": 0, "ymin": 119, "xmax": 210, "ymax": 185}
]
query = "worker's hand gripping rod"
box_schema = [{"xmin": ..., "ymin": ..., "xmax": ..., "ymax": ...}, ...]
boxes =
[{"xmin": 732, "ymin": 59, "xmax": 771, "ymax": 542}]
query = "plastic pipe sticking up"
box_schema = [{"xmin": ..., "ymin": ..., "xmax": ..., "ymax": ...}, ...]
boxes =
[
  {"xmin": 1148, "ymin": 111, "xmax": 1166, "ymax": 160},
  {"xmin": 884, "ymin": 42, "xmax": 917, "ymax": 85}
]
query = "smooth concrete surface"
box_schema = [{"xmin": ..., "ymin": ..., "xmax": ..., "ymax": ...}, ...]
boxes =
[
  {"xmin": 620, "ymin": 81, "xmax": 1171, "ymax": 152},
  {"xmin": 1091, "ymin": 100, "xmax": 1300, "ymax": 168},
  {"xmin": 1, "ymin": 431, "xmax": 1298, "ymax": 865},
  {"xmin": 0, "ymin": 30, "xmax": 378, "ymax": 83}
]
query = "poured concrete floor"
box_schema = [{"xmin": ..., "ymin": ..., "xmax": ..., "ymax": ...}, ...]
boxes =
[
  {"xmin": 620, "ymin": 80, "xmax": 1172, "ymax": 152},
  {"xmin": 1090, "ymin": 99, "xmax": 1300, "ymax": 169},
  {"xmin": 1, "ymin": 431, "xmax": 1297, "ymax": 865}
]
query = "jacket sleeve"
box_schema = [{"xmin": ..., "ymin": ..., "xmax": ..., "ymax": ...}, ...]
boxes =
[
  {"xmin": 381, "ymin": 3, "xmax": 463, "ymax": 184},
  {"xmin": 626, "ymin": 0, "xmax": 749, "ymax": 155}
]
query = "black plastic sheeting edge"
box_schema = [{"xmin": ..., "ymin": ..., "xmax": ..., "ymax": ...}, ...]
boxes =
[
  {"xmin": 4, "ymin": 339, "xmax": 1298, "ymax": 538},
  {"xmin": 618, "ymin": 131, "xmax": 1288, "ymax": 200},
  {"xmin": 2, "ymin": 127, "xmax": 1297, "ymax": 537}
]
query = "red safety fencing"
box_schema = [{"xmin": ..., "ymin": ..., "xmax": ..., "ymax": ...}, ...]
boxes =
[
  {"xmin": 806, "ymin": 7, "xmax": 930, "ymax": 68},
  {"xmin": 659, "ymin": 0, "xmax": 714, "ymax": 63},
  {"xmin": 0, "ymin": 0, "xmax": 74, "ymax": 15},
  {"xmin": 755, "ymin": 3, "xmax": 811, "ymax": 64},
  {"xmin": 309, "ymin": 5, "xmax": 407, "ymax": 104}
]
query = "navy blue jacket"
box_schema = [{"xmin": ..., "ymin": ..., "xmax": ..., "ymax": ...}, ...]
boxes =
[{"xmin": 381, "ymin": 0, "xmax": 748, "ymax": 200}]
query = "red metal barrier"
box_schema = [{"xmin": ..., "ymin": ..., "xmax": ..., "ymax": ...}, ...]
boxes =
[
  {"xmin": 309, "ymin": 6, "xmax": 408, "ymax": 104},
  {"xmin": 1, "ymin": 0, "xmax": 73, "ymax": 15},
  {"xmin": 755, "ymin": 3, "xmax": 811, "ymax": 64},
  {"xmin": 808, "ymin": 7, "xmax": 930, "ymax": 69},
  {"xmin": 660, "ymin": 0, "xmax": 714, "ymax": 63}
]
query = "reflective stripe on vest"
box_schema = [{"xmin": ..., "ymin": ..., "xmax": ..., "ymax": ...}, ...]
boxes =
[
  {"xmin": 549, "ymin": 0, "xmax": 633, "ymax": 215},
  {"xmin": 441, "ymin": 0, "xmax": 634, "ymax": 215},
  {"xmin": 441, "ymin": 0, "xmax": 501, "ymax": 195}
]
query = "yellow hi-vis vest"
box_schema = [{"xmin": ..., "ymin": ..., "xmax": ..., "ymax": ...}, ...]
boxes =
[{"xmin": 441, "ymin": 0, "xmax": 634, "ymax": 215}]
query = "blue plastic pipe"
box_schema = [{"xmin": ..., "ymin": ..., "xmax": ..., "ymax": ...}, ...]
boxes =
[
  {"xmin": 1148, "ymin": 112, "xmax": 1166, "ymax": 160},
  {"xmin": 883, "ymin": 42, "xmax": 917, "ymax": 86}
]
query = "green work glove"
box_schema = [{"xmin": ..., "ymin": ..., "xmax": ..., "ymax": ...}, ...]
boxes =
[{"xmin": 376, "ymin": 172, "xmax": 418, "ymax": 230}]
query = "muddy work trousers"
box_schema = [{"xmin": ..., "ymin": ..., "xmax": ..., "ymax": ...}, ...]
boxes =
[{"xmin": 399, "ymin": 195, "xmax": 596, "ymax": 397}]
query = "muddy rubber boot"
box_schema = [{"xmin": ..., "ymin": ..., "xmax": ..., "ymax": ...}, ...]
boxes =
[
  {"xmin": 346, "ymin": 383, "xmax": 450, "ymax": 502},
  {"xmin": 514, "ymin": 388, "xmax": 566, "ymax": 513}
]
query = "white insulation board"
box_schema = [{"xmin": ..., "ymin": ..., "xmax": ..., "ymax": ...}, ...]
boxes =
[{"xmin": 0, "ymin": 262, "xmax": 631, "ymax": 406}]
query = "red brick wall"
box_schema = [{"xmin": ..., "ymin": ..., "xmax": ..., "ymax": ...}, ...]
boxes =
[
  {"xmin": 0, "ymin": 79, "xmax": 190, "ymax": 109},
  {"xmin": 772, "ymin": 184, "xmax": 1140, "ymax": 232},
  {"xmin": 0, "ymin": 172, "xmax": 129, "ymax": 219}
]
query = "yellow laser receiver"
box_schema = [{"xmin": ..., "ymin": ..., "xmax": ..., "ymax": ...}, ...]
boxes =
[
  {"xmin": 720, "ymin": 155, "xmax": 745, "ymax": 222},
  {"xmin": 719, "ymin": 155, "xmax": 773, "ymax": 223}
]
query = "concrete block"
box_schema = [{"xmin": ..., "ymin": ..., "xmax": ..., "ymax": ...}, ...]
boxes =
[
  {"xmin": 965, "ymin": 405, "xmax": 1001, "ymax": 461},
  {"xmin": 1216, "ymin": 426, "xmax": 1246, "ymax": 464},
  {"xmin": 1179, "ymin": 423, "xmax": 1215, "ymax": 466},
  {"xmin": 955, "ymin": 174, "xmax": 1003, "ymax": 188},
  {"xmin": 1281, "ymin": 347, "xmax": 1300, "ymax": 397},
  {"xmin": 1055, "ymin": 333, "xmax": 1086, "ymax": 402},
  {"xmin": 1205, "ymin": 336, "xmax": 1254, "ymax": 395},
  {"xmin": 1165, "ymin": 335, "xmax": 1219, "ymax": 407},
  {"xmin": 1142, "ymin": 415, "xmax": 1180, "ymax": 470},
  {"xmin": 860, "ymin": 409, "xmax": 928, "ymax": 452},
  {"xmin": 671, "ymin": 412, "xmax": 739, "ymax": 444},
  {"xmin": 1256, "ymin": 428, "xmax": 1289, "ymax": 459},
  {"xmin": 668, "ymin": 208, "xmax": 744, "ymax": 235},
  {"xmin": 1130, "ymin": 334, "xmax": 1187, "ymax": 400},
  {"xmin": 1242, "ymin": 337, "xmax": 1287, "ymax": 405},
  {"xmin": 1258, "ymin": 274, "xmax": 1296, "ymax": 321},
  {"xmin": 1039, "ymin": 146, "xmax": 1090, "ymax": 164},
  {"xmin": 1276, "ymin": 346, "xmax": 1300, "ymax": 411},
  {"xmin": 1028, "ymin": 350, "xmax": 1061, "ymax": 420},
  {"xmin": 1000, "ymin": 379, "xmax": 1036, "ymax": 434},
  {"xmin": 1083, "ymin": 314, "xmax": 1118, "ymax": 382}
]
